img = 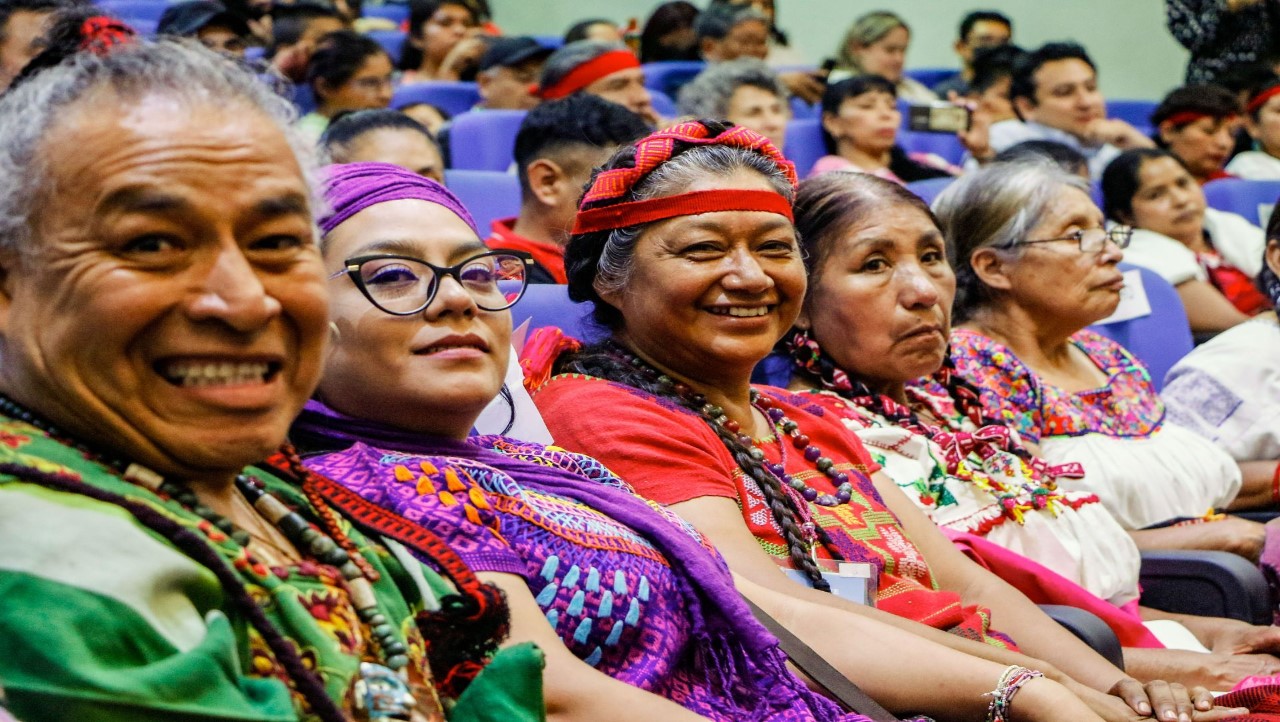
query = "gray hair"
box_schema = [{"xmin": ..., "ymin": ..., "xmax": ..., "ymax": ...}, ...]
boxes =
[
  {"xmin": 693, "ymin": 3, "xmax": 766, "ymax": 41},
  {"xmin": 540, "ymin": 39, "xmax": 624, "ymax": 93},
  {"xmin": 0, "ymin": 38, "xmax": 317, "ymax": 256},
  {"xmin": 676, "ymin": 58, "xmax": 787, "ymax": 119},
  {"xmin": 932, "ymin": 160, "xmax": 1091, "ymax": 321},
  {"xmin": 836, "ymin": 10, "xmax": 908, "ymax": 71},
  {"xmin": 594, "ymin": 144, "xmax": 795, "ymax": 304}
]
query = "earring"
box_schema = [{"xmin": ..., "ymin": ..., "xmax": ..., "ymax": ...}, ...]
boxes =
[{"xmin": 328, "ymin": 321, "xmax": 341, "ymax": 341}]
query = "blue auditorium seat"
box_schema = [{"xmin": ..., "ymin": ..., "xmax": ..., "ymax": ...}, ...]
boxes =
[
  {"xmin": 906, "ymin": 177, "xmax": 954, "ymax": 206},
  {"xmin": 1087, "ymin": 263, "xmax": 1192, "ymax": 391},
  {"xmin": 443, "ymin": 169, "xmax": 520, "ymax": 235},
  {"xmin": 903, "ymin": 67, "xmax": 954, "ymax": 90},
  {"xmin": 392, "ymin": 81, "xmax": 480, "ymax": 116},
  {"xmin": 1106, "ymin": 99, "xmax": 1157, "ymax": 131},
  {"xmin": 649, "ymin": 89, "xmax": 676, "ymax": 118},
  {"xmin": 1202, "ymin": 178, "xmax": 1280, "ymax": 227},
  {"xmin": 367, "ymin": 29, "xmax": 406, "ymax": 61},
  {"xmin": 99, "ymin": 0, "xmax": 167, "ymax": 21},
  {"xmin": 448, "ymin": 109, "xmax": 526, "ymax": 171},
  {"xmin": 782, "ymin": 117, "xmax": 823, "ymax": 178},
  {"xmin": 899, "ymin": 130, "xmax": 965, "ymax": 166},
  {"xmin": 510, "ymin": 283, "xmax": 601, "ymax": 342},
  {"xmin": 641, "ymin": 61, "xmax": 705, "ymax": 97},
  {"xmin": 361, "ymin": 4, "xmax": 409, "ymax": 24}
]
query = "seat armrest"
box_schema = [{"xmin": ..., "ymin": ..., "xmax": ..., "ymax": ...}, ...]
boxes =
[
  {"xmin": 1039, "ymin": 605, "xmax": 1124, "ymax": 670},
  {"xmin": 1233, "ymin": 510, "xmax": 1280, "ymax": 524},
  {"xmin": 1139, "ymin": 550, "xmax": 1271, "ymax": 625}
]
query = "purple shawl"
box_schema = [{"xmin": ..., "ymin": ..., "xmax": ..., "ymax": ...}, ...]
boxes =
[{"xmin": 291, "ymin": 399, "xmax": 855, "ymax": 719}]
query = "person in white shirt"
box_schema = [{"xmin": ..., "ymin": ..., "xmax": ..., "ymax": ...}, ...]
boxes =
[
  {"xmin": 1163, "ymin": 205, "xmax": 1280, "ymax": 508},
  {"xmin": 988, "ymin": 42, "xmax": 1154, "ymax": 179},
  {"xmin": 1102, "ymin": 147, "xmax": 1268, "ymax": 334},
  {"xmin": 1226, "ymin": 77, "xmax": 1280, "ymax": 179}
]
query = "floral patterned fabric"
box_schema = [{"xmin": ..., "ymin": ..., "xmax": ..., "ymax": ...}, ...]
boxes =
[
  {"xmin": 949, "ymin": 328, "xmax": 1241, "ymax": 529},
  {"xmin": 949, "ymin": 328, "xmax": 1164, "ymax": 443},
  {"xmin": 305, "ymin": 436, "xmax": 872, "ymax": 722},
  {"xmin": 802, "ymin": 387, "xmax": 1142, "ymax": 607}
]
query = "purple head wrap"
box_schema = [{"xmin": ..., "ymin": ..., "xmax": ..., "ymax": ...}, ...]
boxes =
[{"xmin": 317, "ymin": 162, "xmax": 478, "ymax": 237}]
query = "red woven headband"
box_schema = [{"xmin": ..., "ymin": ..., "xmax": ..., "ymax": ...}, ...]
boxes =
[
  {"xmin": 571, "ymin": 189, "xmax": 793, "ymax": 234},
  {"xmin": 1249, "ymin": 85, "xmax": 1280, "ymax": 114},
  {"xmin": 538, "ymin": 49, "xmax": 639, "ymax": 100}
]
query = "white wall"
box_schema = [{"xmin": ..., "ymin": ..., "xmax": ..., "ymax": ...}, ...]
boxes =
[{"xmin": 489, "ymin": 0, "xmax": 1189, "ymax": 101}]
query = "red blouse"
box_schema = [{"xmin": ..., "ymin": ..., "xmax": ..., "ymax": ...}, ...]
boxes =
[{"xmin": 534, "ymin": 374, "xmax": 1015, "ymax": 647}]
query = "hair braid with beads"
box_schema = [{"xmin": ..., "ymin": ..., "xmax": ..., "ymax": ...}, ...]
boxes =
[{"xmin": 557, "ymin": 342, "xmax": 839, "ymax": 592}]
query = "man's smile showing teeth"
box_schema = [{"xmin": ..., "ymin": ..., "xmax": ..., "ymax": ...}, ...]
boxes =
[
  {"xmin": 160, "ymin": 361, "xmax": 274, "ymax": 387},
  {"xmin": 707, "ymin": 306, "xmax": 772, "ymax": 317}
]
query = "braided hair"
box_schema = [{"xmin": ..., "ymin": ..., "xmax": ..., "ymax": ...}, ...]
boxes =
[{"xmin": 558, "ymin": 119, "xmax": 840, "ymax": 591}]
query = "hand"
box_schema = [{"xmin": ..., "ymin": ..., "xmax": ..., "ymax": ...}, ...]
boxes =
[
  {"xmin": 1197, "ymin": 651, "xmax": 1280, "ymax": 690},
  {"xmin": 1083, "ymin": 118, "xmax": 1156, "ymax": 150},
  {"xmin": 1106, "ymin": 677, "xmax": 1232, "ymax": 722},
  {"xmin": 1196, "ymin": 516, "xmax": 1267, "ymax": 562},
  {"xmin": 438, "ymin": 34, "xmax": 488, "ymax": 81},
  {"xmin": 778, "ymin": 71, "xmax": 824, "ymax": 105},
  {"xmin": 271, "ymin": 42, "xmax": 312, "ymax": 84},
  {"xmin": 1205, "ymin": 618, "xmax": 1280, "ymax": 656},
  {"xmin": 948, "ymin": 91, "xmax": 994, "ymax": 162}
]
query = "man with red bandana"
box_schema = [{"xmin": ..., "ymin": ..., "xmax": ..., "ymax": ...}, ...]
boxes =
[{"xmin": 535, "ymin": 39, "xmax": 659, "ymax": 125}]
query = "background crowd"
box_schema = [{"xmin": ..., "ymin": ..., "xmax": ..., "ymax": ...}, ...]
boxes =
[{"xmin": 6, "ymin": 1, "xmax": 1280, "ymax": 722}]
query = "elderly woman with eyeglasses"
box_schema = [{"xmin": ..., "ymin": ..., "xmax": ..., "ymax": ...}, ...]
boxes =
[
  {"xmin": 0, "ymin": 33, "xmax": 545, "ymax": 722},
  {"xmin": 786, "ymin": 170, "xmax": 1280, "ymax": 688},
  {"xmin": 941, "ymin": 161, "xmax": 1271, "ymax": 561}
]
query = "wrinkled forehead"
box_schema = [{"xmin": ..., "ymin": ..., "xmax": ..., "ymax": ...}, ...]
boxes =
[{"xmin": 31, "ymin": 88, "xmax": 309, "ymax": 225}]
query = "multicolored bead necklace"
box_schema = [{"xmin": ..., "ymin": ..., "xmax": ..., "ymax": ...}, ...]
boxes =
[
  {"xmin": 0, "ymin": 394, "xmax": 419, "ymax": 717},
  {"xmin": 607, "ymin": 342, "xmax": 855, "ymax": 506}
]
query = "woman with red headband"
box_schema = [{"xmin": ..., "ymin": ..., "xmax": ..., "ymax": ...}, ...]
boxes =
[
  {"xmin": 1151, "ymin": 84, "xmax": 1243, "ymax": 185},
  {"xmin": 528, "ymin": 119, "xmax": 1230, "ymax": 721},
  {"xmin": 536, "ymin": 40, "xmax": 660, "ymax": 126},
  {"xmin": 1227, "ymin": 78, "xmax": 1280, "ymax": 180}
]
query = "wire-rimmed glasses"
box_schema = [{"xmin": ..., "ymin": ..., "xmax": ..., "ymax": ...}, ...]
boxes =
[{"xmin": 1007, "ymin": 226, "xmax": 1134, "ymax": 253}]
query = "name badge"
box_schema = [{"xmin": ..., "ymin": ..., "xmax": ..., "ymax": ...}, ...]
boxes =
[
  {"xmin": 1096, "ymin": 269, "xmax": 1151, "ymax": 325},
  {"xmin": 780, "ymin": 560, "xmax": 877, "ymax": 605}
]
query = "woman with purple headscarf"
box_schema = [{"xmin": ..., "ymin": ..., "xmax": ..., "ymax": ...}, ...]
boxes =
[{"xmin": 291, "ymin": 160, "xmax": 1108, "ymax": 721}]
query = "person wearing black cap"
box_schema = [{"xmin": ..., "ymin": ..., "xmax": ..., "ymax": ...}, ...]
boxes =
[
  {"xmin": 475, "ymin": 35, "xmax": 551, "ymax": 110},
  {"xmin": 156, "ymin": 0, "xmax": 250, "ymax": 57}
]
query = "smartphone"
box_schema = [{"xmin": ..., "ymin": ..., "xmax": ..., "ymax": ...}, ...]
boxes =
[{"xmin": 907, "ymin": 103, "xmax": 971, "ymax": 133}]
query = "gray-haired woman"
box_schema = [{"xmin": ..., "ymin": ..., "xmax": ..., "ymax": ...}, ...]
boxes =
[
  {"xmin": 938, "ymin": 161, "xmax": 1273, "ymax": 558},
  {"xmin": 0, "ymin": 29, "xmax": 541, "ymax": 722},
  {"xmin": 677, "ymin": 58, "xmax": 790, "ymax": 148}
]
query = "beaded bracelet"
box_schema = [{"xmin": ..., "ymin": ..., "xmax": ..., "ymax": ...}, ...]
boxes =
[{"xmin": 984, "ymin": 665, "xmax": 1044, "ymax": 722}]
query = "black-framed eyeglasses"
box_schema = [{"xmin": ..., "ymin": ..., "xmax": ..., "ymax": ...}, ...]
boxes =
[
  {"xmin": 330, "ymin": 250, "xmax": 534, "ymax": 316},
  {"xmin": 1002, "ymin": 226, "xmax": 1133, "ymax": 253}
]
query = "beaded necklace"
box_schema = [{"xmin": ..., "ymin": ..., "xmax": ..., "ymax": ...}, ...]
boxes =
[
  {"xmin": 605, "ymin": 342, "xmax": 855, "ymax": 506},
  {"xmin": 0, "ymin": 394, "xmax": 423, "ymax": 721}
]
